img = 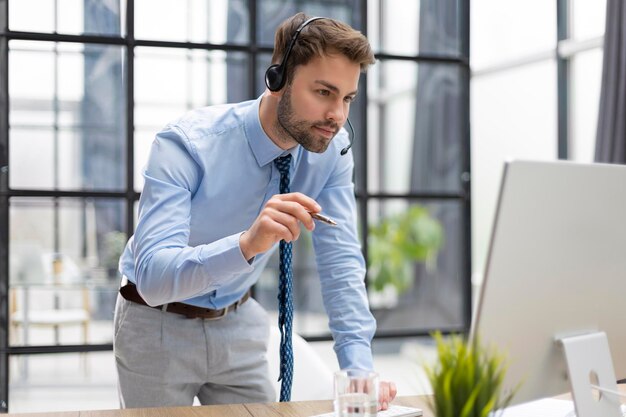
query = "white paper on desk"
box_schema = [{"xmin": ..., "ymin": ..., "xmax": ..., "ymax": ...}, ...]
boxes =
[{"xmin": 498, "ymin": 398, "xmax": 574, "ymax": 417}]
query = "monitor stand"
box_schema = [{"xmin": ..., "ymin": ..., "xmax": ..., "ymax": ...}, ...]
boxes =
[{"xmin": 558, "ymin": 332, "xmax": 622, "ymax": 417}]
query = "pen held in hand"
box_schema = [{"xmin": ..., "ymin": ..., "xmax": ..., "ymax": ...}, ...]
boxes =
[{"xmin": 309, "ymin": 212, "xmax": 338, "ymax": 226}]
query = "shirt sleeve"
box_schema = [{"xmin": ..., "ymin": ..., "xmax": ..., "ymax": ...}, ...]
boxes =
[
  {"xmin": 132, "ymin": 125, "xmax": 254, "ymax": 306},
  {"xmin": 312, "ymin": 149, "xmax": 376, "ymax": 371}
]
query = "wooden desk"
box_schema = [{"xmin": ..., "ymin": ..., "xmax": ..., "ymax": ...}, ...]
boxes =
[{"xmin": 6, "ymin": 396, "xmax": 431, "ymax": 417}]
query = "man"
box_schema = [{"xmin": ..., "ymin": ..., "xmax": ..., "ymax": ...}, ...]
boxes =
[{"xmin": 114, "ymin": 12, "xmax": 397, "ymax": 409}]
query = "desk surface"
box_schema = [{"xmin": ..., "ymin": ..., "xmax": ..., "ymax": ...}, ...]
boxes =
[{"xmin": 7, "ymin": 396, "xmax": 431, "ymax": 417}]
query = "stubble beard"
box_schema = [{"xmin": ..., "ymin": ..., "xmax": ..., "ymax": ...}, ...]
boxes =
[{"xmin": 275, "ymin": 86, "xmax": 338, "ymax": 154}]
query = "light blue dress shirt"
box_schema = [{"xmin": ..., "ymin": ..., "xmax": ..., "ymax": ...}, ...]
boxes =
[{"xmin": 119, "ymin": 95, "xmax": 376, "ymax": 370}]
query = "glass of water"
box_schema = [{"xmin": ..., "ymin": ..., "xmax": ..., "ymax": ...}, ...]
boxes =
[{"xmin": 334, "ymin": 369, "xmax": 379, "ymax": 417}]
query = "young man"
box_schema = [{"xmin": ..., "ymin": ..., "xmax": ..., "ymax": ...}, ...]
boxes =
[{"xmin": 114, "ymin": 12, "xmax": 397, "ymax": 409}]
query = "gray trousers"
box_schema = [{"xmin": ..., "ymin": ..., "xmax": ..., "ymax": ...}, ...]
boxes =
[{"xmin": 113, "ymin": 293, "xmax": 276, "ymax": 408}]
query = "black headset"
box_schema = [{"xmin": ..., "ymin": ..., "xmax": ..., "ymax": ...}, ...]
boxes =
[{"xmin": 264, "ymin": 16, "xmax": 354, "ymax": 156}]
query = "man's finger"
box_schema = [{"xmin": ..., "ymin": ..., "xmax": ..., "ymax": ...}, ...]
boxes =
[
  {"xmin": 275, "ymin": 192, "xmax": 321, "ymax": 213},
  {"xmin": 379, "ymin": 382, "xmax": 390, "ymax": 410},
  {"xmin": 260, "ymin": 215, "xmax": 296, "ymax": 243},
  {"xmin": 266, "ymin": 200, "xmax": 316, "ymax": 231},
  {"xmin": 267, "ymin": 208, "xmax": 305, "ymax": 240},
  {"xmin": 389, "ymin": 381, "xmax": 397, "ymax": 400}
]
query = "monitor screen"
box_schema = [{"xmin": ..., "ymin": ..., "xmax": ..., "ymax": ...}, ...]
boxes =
[{"xmin": 471, "ymin": 160, "xmax": 626, "ymax": 405}]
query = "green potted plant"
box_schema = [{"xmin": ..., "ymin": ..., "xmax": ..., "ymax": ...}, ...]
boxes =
[
  {"xmin": 368, "ymin": 205, "xmax": 443, "ymax": 296},
  {"xmin": 102, "ymin": 231, "xmax": 127, "ymax": 280},
  {"xmin": 424, "ymin": 332, "xmax": 517, "ymax": 417}
]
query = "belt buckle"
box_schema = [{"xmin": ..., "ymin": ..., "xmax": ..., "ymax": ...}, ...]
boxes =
[
  {"xmin": 203, "ymin": 291, "xmax": 247, "ymax": 320},
  {"xmin": 204, "ymin": 307, "xmax": 228, "ymax": 321}
]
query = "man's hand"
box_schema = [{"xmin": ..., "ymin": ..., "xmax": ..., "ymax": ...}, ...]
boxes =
[
  {"xmin": 240, "ymin": 192, "xmax": 321, "ymax": 261},
  {"xmin": 379, "ymin": 380, "xmax": 398, "ymax": 410}
]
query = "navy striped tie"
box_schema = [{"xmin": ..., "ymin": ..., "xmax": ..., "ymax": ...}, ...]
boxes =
[{"xmin": 274, "ymin": 154, "xmax": 294, "ymax": 402}]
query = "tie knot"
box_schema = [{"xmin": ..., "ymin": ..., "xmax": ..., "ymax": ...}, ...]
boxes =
[{"xmin": 274, "ymin": 154, "xmax": 292, "ymax": 176}]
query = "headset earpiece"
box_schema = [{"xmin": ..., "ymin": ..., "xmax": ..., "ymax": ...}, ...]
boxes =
[
  {"xmin": 265, "ymin": 64, "xmax": 285, "ymax": 92},
  {"xmin": 264, "ymin": 17, "xmax": 326, "ymax": 92}
]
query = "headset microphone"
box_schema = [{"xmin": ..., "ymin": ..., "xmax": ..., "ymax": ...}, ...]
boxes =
[
  {"xmin": 340, "ymin": 118, "xmax": 355, "ymax": 156},
  {"xmin": 265, "ymin": 16, "xmax": 356, "ymax": 157}
]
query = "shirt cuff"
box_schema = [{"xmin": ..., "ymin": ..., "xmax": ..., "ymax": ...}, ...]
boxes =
[
  {"xmin": 200, "ymin": 231, "xmax": 255, "ymax": 279},
  {"xmin": 336, "ymin": 343, "xmax": 374, "ymax": 371}
]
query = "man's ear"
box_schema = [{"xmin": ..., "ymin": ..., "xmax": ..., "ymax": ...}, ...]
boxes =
[{"xmin": 267, "ymin": 88, "xmax": 284, "ymax": 98}]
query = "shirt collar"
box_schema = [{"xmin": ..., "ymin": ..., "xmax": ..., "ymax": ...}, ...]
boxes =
[{"xmin": 244, "ymin": 95, "xmax": 299, "ymax": 167}]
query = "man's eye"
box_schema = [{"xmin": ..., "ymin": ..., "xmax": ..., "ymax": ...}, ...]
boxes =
[
  {"xmin": 344, "ymin": 96, "xmax": 355, "ymax": 103},
  {"xmin": 318, "ymin": 90, "xmax": 330, "ymax": 96}
]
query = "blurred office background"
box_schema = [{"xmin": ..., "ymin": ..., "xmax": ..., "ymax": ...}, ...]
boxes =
[{"xmin": 0, "ymin": 0, "xmax": 612, "ymax": 412}]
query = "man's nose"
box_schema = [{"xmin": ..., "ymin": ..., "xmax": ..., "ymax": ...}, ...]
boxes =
[{"xmin": 326, "ymin": 99, "xmax": 347, "ymax": 124}]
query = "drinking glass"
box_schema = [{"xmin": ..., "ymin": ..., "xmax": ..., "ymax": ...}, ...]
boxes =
[{"xmin": 334, "ymin": 369, "xmax": 379, "ymax": 417}]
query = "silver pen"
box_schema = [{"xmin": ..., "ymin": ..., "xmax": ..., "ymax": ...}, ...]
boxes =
[{"xmin": 309, "ymin": 212, "xmax": 338, "ymax": 226}]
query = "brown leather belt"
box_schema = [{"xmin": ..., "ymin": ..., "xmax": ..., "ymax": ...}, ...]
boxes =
[{"xmin": 119, "ymin": 282, "xmax": 250, "ymax": 320}]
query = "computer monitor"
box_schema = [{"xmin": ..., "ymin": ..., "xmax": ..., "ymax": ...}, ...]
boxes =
[{"xmin": 471, "ymin": 160, "xmax": 626, "ymax": 416}]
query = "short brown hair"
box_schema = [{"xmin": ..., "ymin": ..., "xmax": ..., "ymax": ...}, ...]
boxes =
[{"xmin": 271, "ymin": 13, "xmax": 375, "ymax": 85}]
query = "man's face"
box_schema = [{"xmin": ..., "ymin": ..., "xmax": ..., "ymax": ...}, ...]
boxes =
[{"xmin": 276, "ymin": 53, "xmax": 361, "ymax": 153}]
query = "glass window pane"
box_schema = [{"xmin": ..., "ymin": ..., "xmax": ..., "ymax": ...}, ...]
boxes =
[
  {"xmin": 368, "ymin": 0, "xmax": 462, "ymax": 56},
  {"xmin": 135, "ymin": 0, "xmax": 249, "ymax": 44},
  {"xmin": 367, "ymin": 199, "xmax": 466, "ymax": 332},
  {"xmin": 367, "ymin": 61, "xmax": 464, "ymax": 194},
  {"xmin": 9, "ymin": 197, "xmax": 125, "ymax": 347},
  {"xmin": 471, "ymin": 61, "xmax": 557, "ymax": 279},
  {"xmin": 257, "ymin": 0, "xmax": 362, "ymax": 46},
  {"xmin": 572, "ymin": 0, "xmax": 607, "ymax": 40},
  {"xmin": 9, "ymin": 352, "xmax": 118, "ymax": 412},
  {"xmin": 9, "ymin": 41, "xmax": 126, "ymax": 191},
  {"xmin": 471, "ymin": 0, "xmax": 556, "ymax": 69},
  {"xmin": 9, "ymin": 129, "xmax": 55, "ymax": 189},
  {"xmin": 256, "ymin": 53, "xmax": 273, "ymax": 97},
  {"xmin": 8, "ymin": 0, "xmax": 125, "ymax": 37},
  {"xmin": 134, "ymin": 47, "xmax": 249, "ymax": 191},
  {"xmin": 350, "ymin": 80, "xmax": 368, "ymax": 195},
  {"xmin": 571, "ymin": 49, "xmax": 603, "ymax": 162}
]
